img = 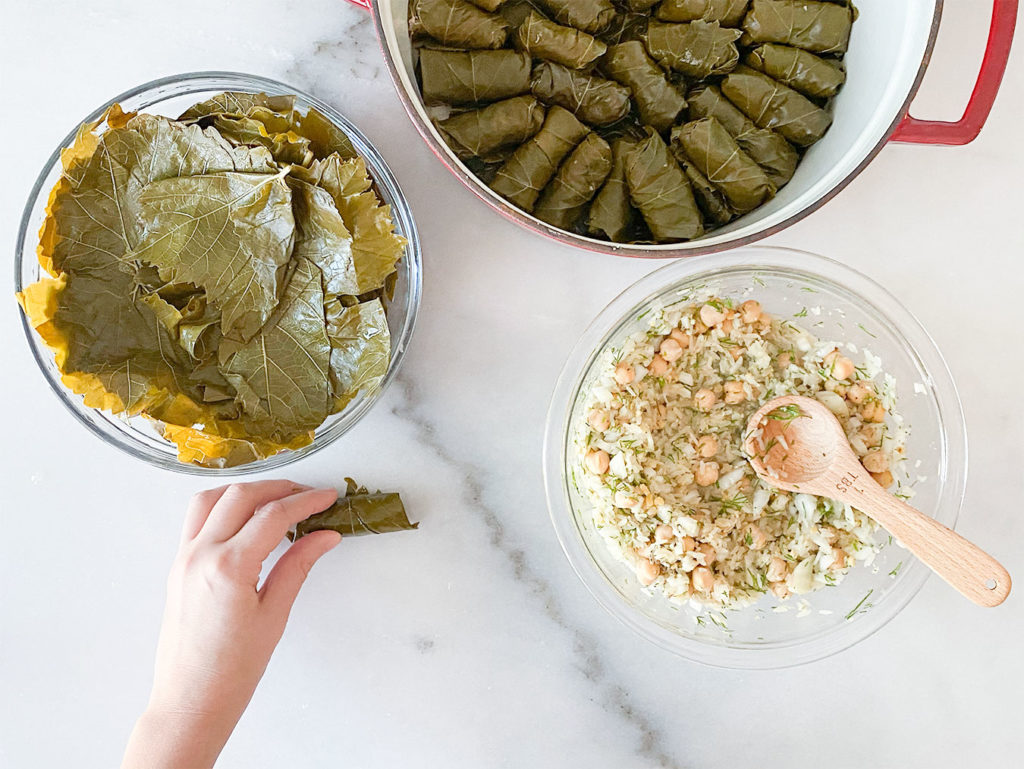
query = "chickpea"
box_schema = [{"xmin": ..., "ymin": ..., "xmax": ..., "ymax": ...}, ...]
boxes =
[
  {"xmin": 859, "ymin": 423, "xmax": 884, "ymax": 447},
  {"xmin": 614, "ymin": 491, "xmax": 641, "ymax": 509},
  {"xmin": 669, "ymin": 328, "xmax": 691, "ymax": 348},
  {"xmin": 587, "ymin": 410, "xmax": 610, "ymax": 432},
  {"xmin": 824, "ymin": 349, "xmax": 855, "ymax": 380},
  {"xmin": 862, "ymin": 450, "xmax": 889, "ymax": 474},
  {"xmin": 747, "ymin": 525, "xmax": 768, "ymax": 550},
  {"xmin": 694, "ymin": 388, "xmax": 717, "ymax": 411},
  {"xmin": 861, "ymin": 400, "xmax": 886, "ymax": 423},
  {"xmin": 728, "ymin": 347, "xmax": 743, "ymax": 361},
  {"xmin": 776, "ymin": 351, "xmax": 793, "ymax": 369},
  {"xmin": 871, "ymin": 469, "xmax": 895, "ymax": 488},
  {"xmin": 771, "ymin": 582, "xmax": 790, "ymax": 600},
  {"xmin": 697, "ymin": 542, "xmax": 717, "ymax": 566},
  {"xmin": 659, "ymin": 338, "xmax": 684, "ymax": 363},
  {"xmin": 695, "ymin": 461, "xmax": 720, "ymax": 487},
  {"xmin": 692, "ymin": 566, "xmax": 715, "ymax": 593},
  {"xmin": 767, "ymin": 557, "xmax": 788, "ymax": 583},
  {"xmin": 681, "ymin": 535, "xmax": 697, "ymax": 552},
  {"xmin": 647, "ymin": 354, "xmax": 668, "ymax": 377},
  {"xmin": 693, "ymin": 320, "xmax": 709, "ymax": 335},
  {"xmin": 654, "ymin": 523, "xmax": 674, "ymax": 543},
  {"xmin": 585, "ymin": 450, "xmax": 610, "ymax": 475},
  {"xmin": 699, "ymin": 303, "xmax": 727, "ymax": 327},
  {"xmin": 847, "ymin": 381, "xmax": 874, "ymax": 405},
  {"xmin": 636, "ymin": 557, "xmax": 661, "ymax": 586},
  {"xmin": 721, "ymin": 317, "xmax": 733, "ymax": 335},
  {"xmin": 723, "ymin": 381, "xmax": 747, "ymax": 405},
  {"xmin": 740, "ymin": 299, "xmax": 762, "ymax": 324},
  {"xmin": 614, "ymin": 363, "xmax": 635, "ymax": 385},
  {"xmin": 696, "ymin": 434, "xmax": 719, "ymax": 458},
  {"xmin": 831, "ymin": 547, "xmax": 848, "ymax": 571}
]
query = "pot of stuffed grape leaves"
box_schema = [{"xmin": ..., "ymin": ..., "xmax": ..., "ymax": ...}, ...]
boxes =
[{"xmin": 349, "ymin": 0, "xmax": 1016, "ymax": 257}]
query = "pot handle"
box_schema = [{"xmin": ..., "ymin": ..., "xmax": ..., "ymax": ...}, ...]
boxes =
[
  {"xmin": 343, "ymin": 0, "xmax": 373, "ymax": 9},
  {"xmin": 891, "ymin": 0, "xmax": 1017, "ymax": 145}
]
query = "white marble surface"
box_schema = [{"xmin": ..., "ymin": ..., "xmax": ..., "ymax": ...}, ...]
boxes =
[{"xmin": 1, "ymin": 2, "xmax": 1023, "ymax": 767}]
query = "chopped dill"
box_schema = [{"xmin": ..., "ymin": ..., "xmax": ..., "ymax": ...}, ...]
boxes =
[
  {"xmin": 857, "ymin": 322, "xmax": 878, "ymax": 339},
  {"xmin": 794, "ymin": 307, "xmax": 809, "ymax": 318},
  {"xmin": 888, "ymin": 561, "xmax": 903, "ymax": 577},
  {"xmin": 844, "ymin": 589, "xmax": 874, "ymax": 620},
  {"xmin": 766, "ymin": 403, "xmax": 805, "ymax": 423}
]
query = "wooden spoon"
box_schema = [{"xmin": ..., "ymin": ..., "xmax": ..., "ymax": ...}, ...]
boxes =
[{"xmin": 743, "ymin": 395, "xmax": 1010, "ymax": 607}]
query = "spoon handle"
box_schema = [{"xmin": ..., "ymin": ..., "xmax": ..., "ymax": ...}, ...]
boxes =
[{"xmin": 831, "ymin": 466, "xmax": 1011, "ymax": 607}]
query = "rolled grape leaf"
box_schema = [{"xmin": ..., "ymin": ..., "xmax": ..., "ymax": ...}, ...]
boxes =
[
  {"xmin": 741, "ymin": 0, "xmax": 853, "ymax": 54},
  {"xmin": 645, "ymin": 20, "xmax": 742, "ymax": 79},
  {"xmin": 588, "ymin": 137, "xmax": 637, "ymax": 242},
  {"xmin": 672, "ymin": 117, "xmax": 774, "ymax": 213},
  {"xmin": 604, "ymin": 40, "xmax": 687, "ymax": 133},
  {"xmin": 626, "ymin": 0, "xmax": 662, "ymax": 11},
  {"xmin": 126, "ymin": 169, "xmax": 296, "ymax": 342},
  {"xmin": 293, "ymin": 483, "xmax": 417, "ymax": 540},
  {"xmin": 534, "ymin": 0, "xmax": 616, "ymax": 34},
  {"xmin": 410, "ymin": 0, "xmax": 509, "ymax": 48},
  {"xmin": 490, "ymin": 106, "xmax": 590, "ymax": 211},
  {"xmin": 624, "ymin": 128, "xmax": 703, "ymax": 241},
  {"xmin": 745, "ymin": 43, "xmax": 845, "ymax": 98},
  {"xmin": 721, "ymin": 65, "xmax": 832, "ymax": 146},
  {"xmin": 437, "ymin": 95, "xmax": 546, "ymax": 160},
  {"xmin": 530, "ymin": 61, "xmax": 632, "ymax": 126},
  {"xmin": 656, "ymin": 0, "xmax": 748, "ymax": 25},
  {"xmin": 466, "ymin": 0, "xmax": 506, "ymax": 11},
  {"xmin": 533, "ymin": 133, "xmax": 613, "ymax": 230},
  {"xmin": 218, "ymin": 257, "xmax": 332, "ymax": 443},
  {"xmin": 688, "ymin": 84, "xmax": 797, "ymax": 187},
  {"xmin": 514, "ymin": 10, "xmax": 608, "ymax": 69},
  {"xmin": 419, "ymin": 49, "xmax": 531, "ymax": 105},
  {"xmin": 682, "ymin": 161, "xmax": 734, "ymax": 226}
]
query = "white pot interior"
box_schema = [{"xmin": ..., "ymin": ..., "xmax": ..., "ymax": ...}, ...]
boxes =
[{"xmin": 377, "ymin": 0, "xmax": 939, "ymax": 251}]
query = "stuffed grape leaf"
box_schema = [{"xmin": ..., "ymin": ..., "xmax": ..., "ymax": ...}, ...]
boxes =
[
  {"xmin": 419, "ymin": 49, "xmax": 532, "ymax": 105},
  {"xmin": 490, "ymin": 105, "xmax": 590, "ymax": 211},
  {"xmin": 688, "ymin": 84, "xmax": 798, "ymax": 187},
  {"xmin": 745, "ymin": 43, "xmax": 846, "ymax": 99},
  {"xmin": 292, "ymin": 479, "xmax": 417, "ymax": 540},
  {"xmin": 741, "ymin": 0, "xmax": 853, "ymax": 54},
  {"xmin": 530, "ymin": 62, "xmax": 632, "ymax": 126},
  {"xmin": 533, "ymin": 133, "xmax": 612, "ymax": 230},
  {"xmin": 534, "ymin": 0, "xmax": 616, "ymax": 34},
  {"xmin": 437, "ymin": 95, "xmax": 546, "ymax": 160},
  {"xmin": 588, "ymin": 137, "xmax": 637, "ymax": 242},
  {"xmin": 604, "ymin": 41, "xmax": 688, "ymax": 133},
  {"xmin": 644, "ymin": 20, "xmax": 742, "ymax": 79},
  {"xmin": 721, "ymin": 65, "xmax": 832, "ymax": 146},
  {"xmin": 514, "ymin": 10, "xmax": 608, "ymax": 69},
  {"xmin": 624, "ymin": 129, "xmax": 704, "ymax": 241},
  {"xmin": 672, "ymin": 117, "xmax": 774, "ymax": 213},
  {"xmin": 410, "ymin": 0, "xmax": 509, "ymax": 48},
  {"xmin": 656, "ymin": 0, "xmax": 748, "ymax": 25}
]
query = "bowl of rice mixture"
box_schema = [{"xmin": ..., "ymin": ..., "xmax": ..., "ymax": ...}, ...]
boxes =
[{"xmin": 544, "ymin": 248, "xmax": 967, "ymax": 668}]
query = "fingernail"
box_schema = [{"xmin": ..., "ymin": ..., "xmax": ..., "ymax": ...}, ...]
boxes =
[{"xmin": 290, "ymin": 483, "xmax": 314, "ymax": 493}]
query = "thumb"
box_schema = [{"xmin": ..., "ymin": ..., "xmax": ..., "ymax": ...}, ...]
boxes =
[{"xmin": 260, "ymin": 530, "xmax": 341, "ymax": 616}]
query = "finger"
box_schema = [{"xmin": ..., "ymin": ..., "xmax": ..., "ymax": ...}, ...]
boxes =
[
  {"xmin": 180, "ymin": 485, "xmax": 230, "ymax": 546},
  {"xmin": 233, "ymin": 487, "xmax": 338, "ymax": 564},
  {"xmin": 200, "ymin": 480, "xmax": 312, "ymax": 542},
  {"xmin": 259, "ymin": 530, "xmax": 341, "ymax": 616}
]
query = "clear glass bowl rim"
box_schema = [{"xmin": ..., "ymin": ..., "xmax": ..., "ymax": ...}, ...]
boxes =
[
  {"xmin": 14, "ymin": 71, "xmax": 422, "ymax": 475},
  {"xmin": 542, "ymin": 246, "xmax": 968, "ymax": 669}
]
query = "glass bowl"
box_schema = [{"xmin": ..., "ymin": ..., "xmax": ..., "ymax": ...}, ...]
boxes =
[
  {"xmin": 14, "ymin": 72, "xmax": 422, "ymax": 475},
  {"xmin": 543, "ymin": 247, "xmax": 967, "ymax": 668}
]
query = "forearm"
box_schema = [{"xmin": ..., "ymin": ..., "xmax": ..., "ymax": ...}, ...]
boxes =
[{"xmin": 122, "ymin": 707, "xmax": 236, "ymax": 769}]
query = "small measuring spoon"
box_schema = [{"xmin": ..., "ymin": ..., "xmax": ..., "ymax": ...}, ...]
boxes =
[{"xmin": 744, "ymin": 395, "xmax": 1010, "ymax": 607}]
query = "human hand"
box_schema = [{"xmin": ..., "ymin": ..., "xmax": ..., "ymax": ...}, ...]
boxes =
[{"xmin": 122, "ymin": 480, "xmax": 341, "ymax": 769}]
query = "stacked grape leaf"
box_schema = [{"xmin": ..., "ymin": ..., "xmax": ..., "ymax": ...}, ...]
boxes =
[
  {"xmin": 410, "ymin": 0, "xmax": 854, "ymax": 244},
  {"xmin": 17, "ymin": 93, "xmax": 405, "ymax": 468}
]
